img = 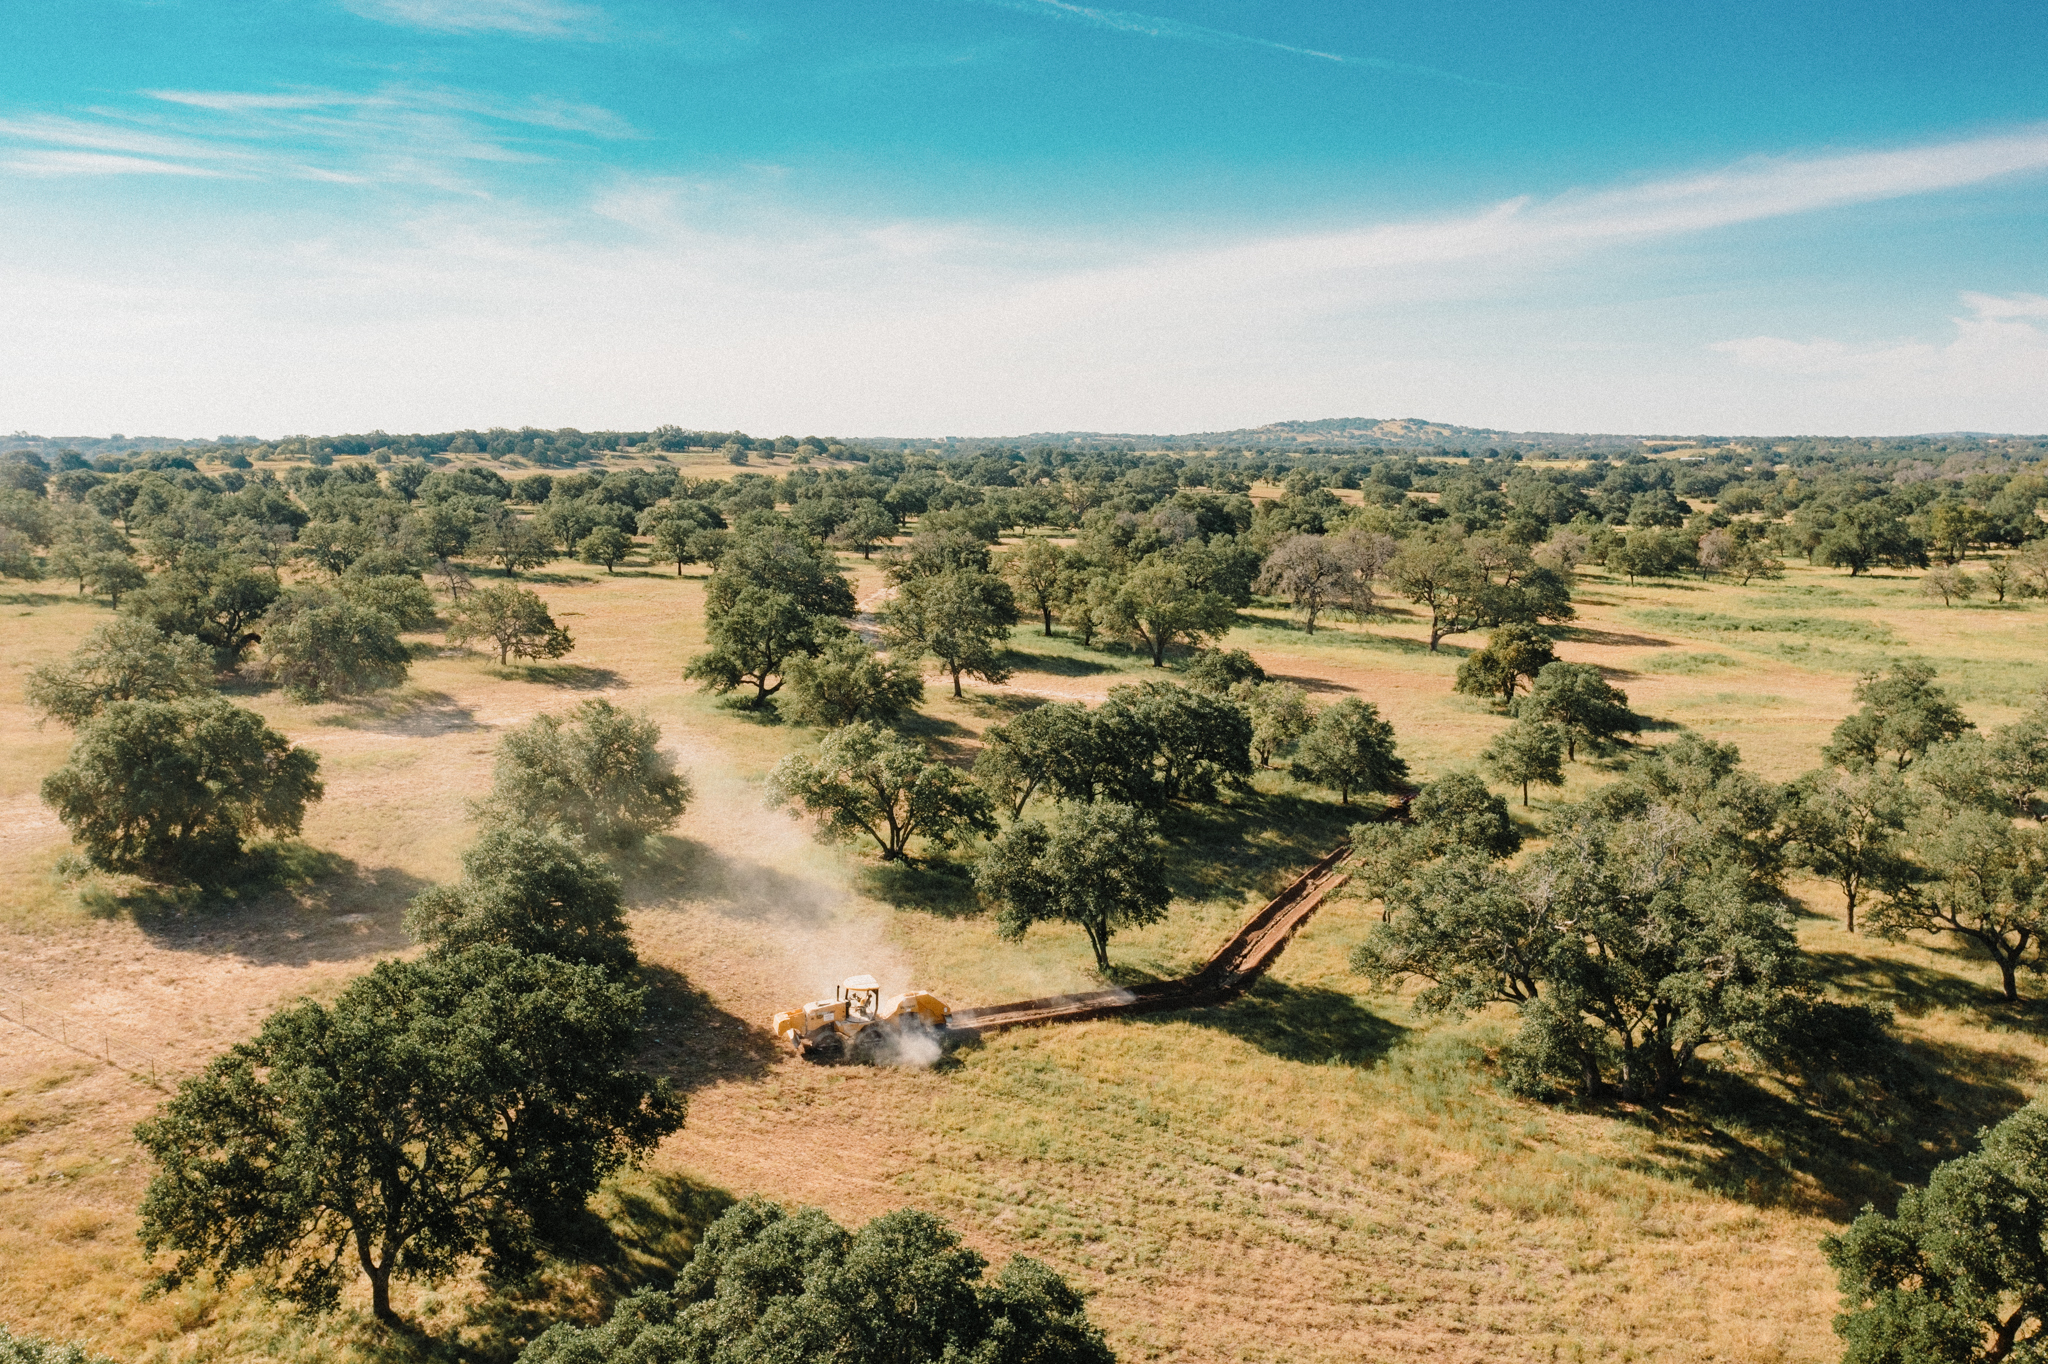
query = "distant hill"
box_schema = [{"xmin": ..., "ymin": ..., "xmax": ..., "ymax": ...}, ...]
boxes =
[{"xmin": 882, "ymin": 418, "xmax": 1675, "ymax": 453}]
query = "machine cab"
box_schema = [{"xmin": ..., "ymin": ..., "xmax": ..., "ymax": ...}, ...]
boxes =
[{"xmin": 838, "ymin": 974, "xmax": 882, "ymax": 1020}]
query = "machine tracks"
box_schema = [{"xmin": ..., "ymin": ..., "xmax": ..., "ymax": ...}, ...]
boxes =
[{"xmin": 947, "ymin": 845, "xmax": 1353, "ymax": 1035}]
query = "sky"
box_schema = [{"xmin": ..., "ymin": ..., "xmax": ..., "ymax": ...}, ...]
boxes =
[{"xmin": 2, "ymin": 1, "xmax": 2046, "ymax": 439}]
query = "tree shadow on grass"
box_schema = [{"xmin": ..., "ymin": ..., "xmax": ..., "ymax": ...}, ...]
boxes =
[
  {"xmin": 617, "ymin": 834, "xmax": 840, "ymax": 926},
  {"xmin": 635, "ymin": 962, "xmax": 779, "ymax": 1093},
  {"xmin": 502, "ymin": 663, "xmax": 624, "ymax": 690},
  {"xmin": 1551, "ymin": 625, "xmax": 1676, "ymax": 649},
  {"xmin": 314, "ymin": 689, "xmax": 482, "ymax": 734},
  {"xmin": 856, "ymin": 856, "xmax": 983, "ymax": 920},
  {"xmin": 1155, "ymin": 789, "xmax": 1365, "ymax": 909},
  {"xmin": 82, "ymin": 844, "xmax": 430, "ymax": 967},
  {"xmin": 0, "ymin": 590, "xmax": 75, "ymax": 609},
  {"xmin": 1614, "ymin": 1030, "xmax": 2034, "ymax": 1220},
  {"xmin": 457, "ymin": 1170, "xmax": 738, "ymax": 1363},
  {"xmin": 1811, "ymin": 946, "xmax": 2048, "ymax": 1030},
  {"xmin": 1000, "ymin": 647, "xmax": 1117, "ymax": 677},
  {"xmin": 1148, "ymin": 977, "xmax": 1409, "ymax": 1067}
]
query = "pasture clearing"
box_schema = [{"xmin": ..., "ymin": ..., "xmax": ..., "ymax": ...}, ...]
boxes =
[{"xmin": 2, "ymin": 544, "xmax": 2045, "ymax": 1362}]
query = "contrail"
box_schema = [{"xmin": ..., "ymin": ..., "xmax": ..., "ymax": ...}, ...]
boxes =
[{"xmin": 965, "ymin": 0, "xmax": 1511, "ymax": 88}]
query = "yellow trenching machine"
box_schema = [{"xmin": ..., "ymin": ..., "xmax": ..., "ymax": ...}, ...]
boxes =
[{"xmin": 772, "ymin": 974, "xmax": 951, "ymax": 1063}]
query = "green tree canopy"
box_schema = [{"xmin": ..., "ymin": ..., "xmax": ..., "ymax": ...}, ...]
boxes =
[
  {"xmin": 826, "ymin": 498, "xmax": 896, "ymax": 560},
  {"xmin": 476, "ymin": 513, "xmax": 558, "ymax": 577},
  {"xmin": 973, "ymin": 702, "xmax": 1103, "ymax": 819},
  {"xmin": 404, "ymin": 826, "xmax": 634, "ymax": 976},
  {"xmin": 883, "ymin": 569, "xmax": 1019, "ymax": 698},
  {"xmin": 41, "ymin": 696, "xmax": 322, "ymax": 881},
  {"xmin": 639, "ymin": 501, "xmax": 722, "ymax": 575},
  {"xmin": 1825, "ymin": 661, "xmax": 1974, "ymax": 772},
  {"xmin": 338, "ymin": 569, "xmax": 436, "ymax": 631},
  {"xmin": 1516, "ymin": 661, "xmax": 1637, "ymax": 760},
  {"xmin": 768, "ymin": 721, "xmax": 996, "ymax": 862},
  {"xmin": 124, "ymin": 551, "xmax": 280, "ymax": 666},
  {"xmin": 1874, "ymin": 801, "xmax": 2048, "ymax": 1002},
  {"xmin": 1094, "ymin": 679, "xmax": 1255, "ymax": 809},
  {"xmin": 1481, "ymin": 718, "xmax": 1565, "ymax": 806},
  {"xmin": 1103, "ymin": 558, "xmax": 1236, "ymax": 666},
  {"xmin": 1291, "ymin": 697, "xmax": 1408, "ymax": 805},
  {"xmin": 1386, "ymin": 530, "xmax": 1574, "ymax": 652},
  {"xmin": 1245, "ymin": 680, "xmax": 1313, "ymax": 768},
  {"xmin": 1183, "ymin": 647, "xmax": 1266, "ymax": 696},
  {"xmin": 1787, "ymin": 764, "xmax": 1919, "ymax": 933},
  {"xmin": 447, "ymin": 584, "xmax": 575, "ymax": 666},
  {"xmin": 517, "ymin": 1199, "xmax": 1114, "ymax": 1364},
  {"xmin": 1000, "ymin": 536, "xmax": 1067, "ymax": 636},
  {"xmin": 258, "ymin": 588, "xmax": 410, "ymax": 702},
  {"xmin": 577, "ymin": 525, "xmax": 632, "ymax": 574},
  {"xmin": 780, "ymin": 634, "xmax": 925, "ymax": 727},
  {"xmin": 1824, "ymin": 1100, "xmax": 2048, "ymax": 1364},
  {"xmin": 1453, "ymin": 623, "xmax": 1557, "ymax": 706},
  {"xmin": 687, "ymin": 523, "xmax": 854, "ymax": 706},
  {"xmin": 978, "ymin": 800, "xmax": 1172, "ymax": 970},
  {"xmin": 1357, "ymin": 804, "xmax": 1886, "ymax": 1103},
  {"xmin": 136, "ymin": 945, "xmax": 684, "ymax": 1328},
  {"xmin": 1816, "ymin": 500, "xmax": 1929, "ymax": 575},
  {"xmin": 24, "ymin": 616, "xmax": 214, "ymax": 727},
  {"xmin": 473, "ymin": 698, "xmax": 691, "ymax": 849}
]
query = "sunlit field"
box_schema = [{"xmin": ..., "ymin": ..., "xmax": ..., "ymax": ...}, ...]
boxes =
[{"xmin": 4, "ymin": 462, "xmax": 2045, "ymax": 1363}]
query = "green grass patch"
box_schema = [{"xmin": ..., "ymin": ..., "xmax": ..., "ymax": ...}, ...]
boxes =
[{"xmin": 1632, "ymin": 609, "xmax": 1897, "ymax": 644}]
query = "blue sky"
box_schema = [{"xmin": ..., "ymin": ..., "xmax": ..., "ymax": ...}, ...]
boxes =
[{"xmin": 3, "ymin": 0, "xmax": 2046, "ymax": 437}]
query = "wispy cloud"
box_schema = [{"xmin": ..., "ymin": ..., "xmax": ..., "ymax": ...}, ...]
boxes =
[
  {"xmin": 2, "ymin": 151, "xmax": 230, "ymax": 178},
  {"xmin": 334, "ymin": 0, "xmax": 605, "ymax": 38},
  {"xmin": 0, "ymin": 85, "xmax": 633, "ymax": 189},
  {"xmin": 964, "ymin": 0, "xmax": 1503, "ymax": 87},
  {"xmin": 1715, "ymin": 294, "xmax": 2048, "ymax": 397},
  {"xmin": 6, "ymin": 125, "xmax": 2048, "ymax": 436}
]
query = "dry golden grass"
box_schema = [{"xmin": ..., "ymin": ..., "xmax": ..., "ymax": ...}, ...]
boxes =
[{"xmin": 2, "ymin": 542, "xmax": 2046, "ymax": 1362}]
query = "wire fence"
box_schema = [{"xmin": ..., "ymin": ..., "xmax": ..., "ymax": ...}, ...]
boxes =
[{"xmin": 0, "ymin": 986, "xmax": 176, "ymax": 1090}]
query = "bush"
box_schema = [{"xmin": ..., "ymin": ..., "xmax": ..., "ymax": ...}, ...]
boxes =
[
  {"xmin": 1824, "ymin": 1100, "xmax": 2048, "ymax": 1364},
  {"xmin": 258, "ymin": 589, "xmax": 410, "ymax": 702},
  {"xmin": 518, "ymin": 1199, "xmax": 1113, "ymax": 1364},
  {"xmin": 1291, "ymin": 697, "xmax": 1407, "ymax": 805},
  {"xmin": 40, "ymin": 696, "xmax": 323, "ymax": 881},
  {"xmin": 404, "ymin": 825, "xmax": 634, "ymax": 975},
  {"xmin": 447, "ymin": 583, "xmax": 574, "ymax": 665},
  {"xmin": 24, "ymin": 617, "xmax": 214, "ymax": 727},
  {"xmin": 474, "ymin": 699, "xmax": 690, "ymax": 849},
  {"xmin": 780, "ymin": 635, "xmax": 924, "ymax": 727}
]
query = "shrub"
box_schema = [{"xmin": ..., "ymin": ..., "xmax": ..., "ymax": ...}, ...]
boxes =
[
  {"xmin": 518, "ymin": 1199, "xmax": 1112, "ymax": 1364},
  {"xmin": 41, "ymin": 696, "xmax": 323, "ymax": 881},
  {"xmin": 447, "ymin": 584, "xmax": 574, "ymax": 665},
  {"xmin": 474, "ymin": 699, "xmax": 690, "ymax": 849},
  {"xmin": 259, "ymin": 589, "xmax": 410, "ymax": 702},
  {"xmin": 24, "ymin": 617, "xmax": 214, "ymax": 726},
  {"xmin": 780, "ymin": 635, "xmax": 924, "ymax": 727}
]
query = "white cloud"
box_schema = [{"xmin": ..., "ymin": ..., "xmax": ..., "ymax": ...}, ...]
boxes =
[
  {"xmin": 334, "ymin": 0, "xmax": 605, "ymax": 38},
  {"xmin": 1, "ymin": 151, "xmax": 230, "ymax": 178},
  {"xmin": 962, "ymin": 0, "xmax": 1501, "ymax": 86},
  {"xmin": 0, "ymin": 86, "xmax": 632, "ymax": 189},
  {"xmin": 3, "ymin": 126, "xmax": 2048, "ymax": 436},
  {"xmin": 1713, "ymin": 295, "xmax": 2048, "ymax": 428}
]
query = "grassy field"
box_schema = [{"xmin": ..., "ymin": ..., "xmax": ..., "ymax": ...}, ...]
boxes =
[{"xmin": 3, "ymin": 531, "xmax": 2046, "ymax": 1363}]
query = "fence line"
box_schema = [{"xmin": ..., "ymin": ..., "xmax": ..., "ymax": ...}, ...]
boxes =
[{"xmin": 0, "ymin": 987, "xmax": 175, "ymax": 1090}]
